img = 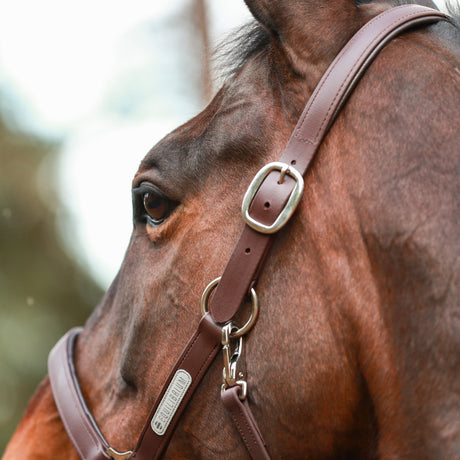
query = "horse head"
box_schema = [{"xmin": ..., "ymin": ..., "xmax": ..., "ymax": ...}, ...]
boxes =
[{"xmin": 5, "ymin": 0, "xmax": 459, "ymax": 458}]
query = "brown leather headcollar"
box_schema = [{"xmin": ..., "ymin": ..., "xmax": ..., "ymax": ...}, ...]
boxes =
[{"xmin": 48, "ymin": 6, "xmax": 448, "ymax": 459}]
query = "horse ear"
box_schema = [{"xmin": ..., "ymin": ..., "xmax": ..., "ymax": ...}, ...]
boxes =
[
  {"xmin": 243, "ymin": 0, "xmax": 361, "ymax": 72},
  {"xmin": 243, "ymin": 0, "xmax": 357, "ymax": 36},
  {"xmin": 242, "ymin": 0, "xmax": 277, "ymax": 35},
  {"xmin": 244, "ymin": 0, "xmax": 439, "ymax": 32}
]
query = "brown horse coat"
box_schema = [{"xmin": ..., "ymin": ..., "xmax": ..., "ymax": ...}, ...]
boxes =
[{"xmin": 5, "ymin": 0, "xmax": 460, "ymax": 458}]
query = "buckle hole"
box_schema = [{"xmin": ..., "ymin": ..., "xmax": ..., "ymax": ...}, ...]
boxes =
[
  {"xmin": 291, "ymin": 160, "xmax": 297, "ymax": 165},
  {"xmin": 264, "ymin": 202, "xmax": 270, "ymax": 209},
  {"xmin": 245, "ymin": 248, "xmax": 251, "ymax": 254}
]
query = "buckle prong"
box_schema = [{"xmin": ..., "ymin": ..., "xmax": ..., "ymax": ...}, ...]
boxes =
[{"xmin": 277, "ymin": 164, "xmax": 290, "ymax": 184}]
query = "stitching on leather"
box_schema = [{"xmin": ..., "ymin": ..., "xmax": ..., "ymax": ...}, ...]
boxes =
[
  {"xmin": 175, "ymin": 342, "xmax": 219, "ymax": 413},
  {"xmin": 230, "ymin": 397, "xmax": 259, "ymax": 452},
  {"xmin": 311, "ymin": 10, "xmax": 438, "ymax": 145},
  {"xmin": 179, "ymin": 331, "xmax": 201, "ymax": 366},
  {"xmin": 137, "ymin": 325, "xmax": 215, "ymax": 453},
  {"xmin": 157, "ymin": 342, "xmax": 219, "ymax": 453},
  {"xmin": 61, "ymin": 334, "xmax": 104, "ymax": 458},
  {"xmin": 292, "ymin": 7, "xmax": 397, "ymax": 141},
  {"xmin": 61, "ymin": 358, "xmax": 86, "ymax": 457},
  {"xmin": 152, "ymin": 331, "xmax": 202, "ymax": 449},
  {"xmin": 294, "ymin": 7, "xmax": 439, "ymax": 145},
  {"xmin": 197, "ymin": 343, "xmax": 220, "ymax": 379},
  {"xmin": 294, "ymin": 137, "xmax": 315, "ymax": 145},
  {"xmin": 231, "ymin": 414, "xmax": 250, "ymax": 447},
  {"xmin": 294, "ymin": 6, "xmax": 413, "ymax": 140}
]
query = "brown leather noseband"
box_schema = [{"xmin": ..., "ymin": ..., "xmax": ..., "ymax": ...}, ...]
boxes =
[{"xmin": 48, "ymin": 6, "xmax": 448, "ymax": 460}]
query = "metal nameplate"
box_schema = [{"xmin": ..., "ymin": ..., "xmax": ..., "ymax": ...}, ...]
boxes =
[{"xmin": 151, "ymin": 369, "xmax": 192, "ymax": 436}]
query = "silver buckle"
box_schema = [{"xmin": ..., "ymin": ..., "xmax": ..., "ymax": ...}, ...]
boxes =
[
  {"xmin": 106, "ymin": 447, "xmax": 133, "ymax": 460},
  {"xmin": 241, "ymin": 162, "xmax": 304, "ymax": 234}
]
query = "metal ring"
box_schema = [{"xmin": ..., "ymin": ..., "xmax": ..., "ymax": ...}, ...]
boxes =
[{"xmin": 200, "ymin": 277, "xmax": 259, "ymax": 338}]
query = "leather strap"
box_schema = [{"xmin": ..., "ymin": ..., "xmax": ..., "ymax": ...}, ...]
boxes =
[
  {"xmin": 221, "ymin": 386, "xmax": 270, "ymax": 460},
  {"xmin": 48, "ymin": 318, "xmax": 221, "ymax": 460},
  {"xmin": 48, "ymin": 328, "xmax": 113, "ymax": 460},
  {"xmin": 48, "ymin": 5, "xmax": 448, "ymax": 460},
  {"xmin": 209, "ymin": 4, "xmax": 448, "ymax": 324},
  {"xmin": 132, "ymin": 314, "xmax": 221, "ymax": 459}
]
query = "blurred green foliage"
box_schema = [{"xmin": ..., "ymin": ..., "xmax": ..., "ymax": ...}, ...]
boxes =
[{"xmin": 0, "ymin": 112, "xmax": 104, "ymax": 453}]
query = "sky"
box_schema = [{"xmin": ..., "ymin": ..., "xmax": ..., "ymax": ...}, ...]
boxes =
[{"xmin": 0, "ymin": 0, "xmax": 449, "ymax": 288}]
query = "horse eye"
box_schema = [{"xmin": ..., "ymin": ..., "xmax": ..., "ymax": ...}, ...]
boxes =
[
  {"xmin": 133, "ymin": 184, "xmax": 178, "ymax": 226},
  {"xmin": 143, "ymin": 191, "xmax": 169, "ymax": 223}
]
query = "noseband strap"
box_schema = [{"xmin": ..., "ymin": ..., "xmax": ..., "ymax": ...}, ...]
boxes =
[
  {"xmin": 48, "ymin": 328, "xmax": 116, "ymax": 460},
  {"xmin": 48, "ymin": 5, "xmax": 448, "ymax": 459}
]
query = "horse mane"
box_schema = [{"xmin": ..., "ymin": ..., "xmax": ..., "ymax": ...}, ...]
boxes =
[
  {"xmin": 213, "ymin": 22, "xmax": 271, "ymax": 80},
  {"xmin": 214, "ymin": 0, "xmax": 460, "ymax": 80}
]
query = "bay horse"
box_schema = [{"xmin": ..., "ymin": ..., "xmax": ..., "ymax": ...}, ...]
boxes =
[{"xmin": 4, "ymin": 0, "xmax": 460, "ymax": 458}]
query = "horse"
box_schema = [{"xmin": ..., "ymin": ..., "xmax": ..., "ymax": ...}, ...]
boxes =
[{"xmin": 4, "ymin": 0, "xmax": 460, "ymax": 458}]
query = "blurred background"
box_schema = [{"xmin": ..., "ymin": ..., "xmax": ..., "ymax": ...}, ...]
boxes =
[
  {"xmin": 0, "ymin": 0, "xmax": 449, "ymax": 453},
  {"xmin": 0, "ymin": 0, "xmax": 250, "ymax": 451}
]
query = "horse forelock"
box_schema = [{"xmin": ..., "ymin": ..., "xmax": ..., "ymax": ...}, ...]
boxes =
[{"xmin": 213, "ymin": 21, "xmax": 271, "ymax": 81}]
